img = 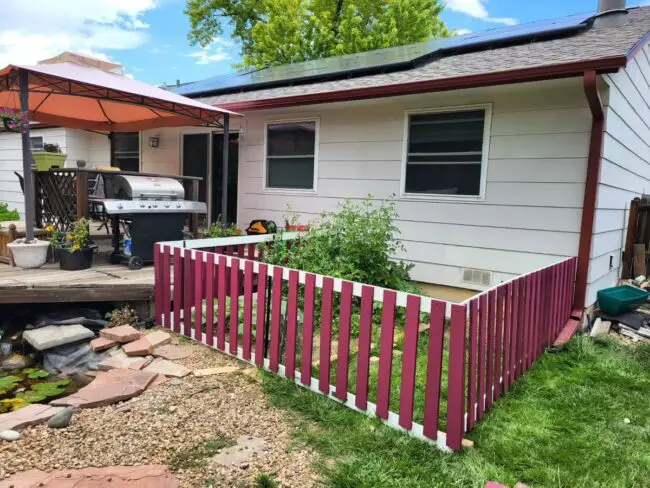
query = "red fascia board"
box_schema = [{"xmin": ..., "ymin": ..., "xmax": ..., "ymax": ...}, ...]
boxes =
[{"xmin": 217, "ymin": 56, "xmax": 626, "ymax": 111}]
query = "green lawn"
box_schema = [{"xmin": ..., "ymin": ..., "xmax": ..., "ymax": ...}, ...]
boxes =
[{"xmin": 262, "ymin": 335, "xmax": 650, "ymax": 488}]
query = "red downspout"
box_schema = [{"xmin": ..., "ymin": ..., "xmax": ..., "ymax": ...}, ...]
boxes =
[{"xmin": 574, "ymin": 70, "xmax": 605, "ymax": 314}]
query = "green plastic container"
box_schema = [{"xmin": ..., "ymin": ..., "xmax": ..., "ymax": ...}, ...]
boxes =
[
  {"xmin": 597, "ymin": 285, "xmax": 649, "ymax": 315},
  {"xmin": 33, "ymin": 152, "xmax": 67, "ymax": 171}
]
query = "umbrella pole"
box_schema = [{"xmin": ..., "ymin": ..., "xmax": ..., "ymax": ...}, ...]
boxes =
[
  {"xmin": 19, "ymin": 69, "xmax": 35, "ymax": 241},
  {"xmin": 221, "ymin": 113, "xmax": 230, "ymax": 225}
]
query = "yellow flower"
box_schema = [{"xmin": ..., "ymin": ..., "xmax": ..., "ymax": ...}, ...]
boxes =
[
  {"xmin": 44, "ymin": 225, "xmax": 54, "ymax": 233},
  {"xmin": 66, "ymin": 233, "xmax": 73, "ymax": 241},
  {"xmin": 72, "ymin": 244, "xmax": 80, "ymax": 251}
]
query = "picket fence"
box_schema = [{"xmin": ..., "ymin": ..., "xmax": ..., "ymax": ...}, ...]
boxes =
[{"xmin": 154, "ymin": 235, "xmax": 577, "ymax": 451}]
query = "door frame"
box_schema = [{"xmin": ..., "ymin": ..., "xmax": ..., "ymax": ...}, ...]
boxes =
[{"xmin": 179, "ymin": 128, "xmax": 241, "ymax": 226}]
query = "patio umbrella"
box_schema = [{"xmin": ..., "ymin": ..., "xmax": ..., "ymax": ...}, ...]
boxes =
[{"xmin": 0, "ymin": 63, "xmax": 239, "ymax": 240}]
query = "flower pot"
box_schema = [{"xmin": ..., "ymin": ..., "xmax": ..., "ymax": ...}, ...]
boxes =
[
  {"xmin": 57, "ymin": 245, "xmax": 96, "ymax": 271},
  {"xmin": 32, "ymin": 152, "xmax": 67, "ymax": 171},
  {"xmin": 7, "ymin": 238, "xmax": 49, "ymax": 269}
]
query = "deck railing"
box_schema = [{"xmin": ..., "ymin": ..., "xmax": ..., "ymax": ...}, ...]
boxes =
[{"xmin": 154, "ymin": 237, "xmax": 577, "ymax": 451}]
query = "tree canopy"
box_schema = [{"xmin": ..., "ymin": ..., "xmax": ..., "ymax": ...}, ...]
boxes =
[{"xmin": 185, "ymin": 0, "xmax": 449, "ymax": 69}]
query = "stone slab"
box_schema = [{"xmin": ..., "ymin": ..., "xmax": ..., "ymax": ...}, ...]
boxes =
[
  {"xmin": 193, "ymin": 366, "xmax": 240, "ymax": 377},
  {"xmin": 0, "ymin": 404, "xmax": 65, "ymax": 432},
  {"xmin": 100, "ymin": 325, "xmax": 142, "ymax": 343},
  {"xmin": 147, "ymin": 374, "xmax": 169, "ymax": 389},
  {"xmin": 97, "ymin": 351, "xmax": 147, "ymax": 371},
  {"xmin": 590, "ymin": 318, "xmax": 612, "ymax": 337},
  {"xmin": 23, "ymin": 324, "xmax": 94, "ymax": 351},
  {"xmin": 123, "ymin": 338, "xmax": 154, "ymax": 356},
  {"xmin": 146, "ymin": 330, "xmax": 172, "ymax": 348},
  {"xmin": 0, "ymin": 465, "xmax": 179, "ymax": 487},
  {"xmin": 153, "ymin": 344, "xmax": 192, "ymax": 361},
  {"xmin": 143, "ymin": 359, "xmax": 191, "ymax": 378},
  {"xmin": 91, "ymin": 337, "xmax": 118, "ymax": 352},
  {"xmin": 51, "ymin": 368, "xmax": 158, "ymax": 408},
  {"xmin": 212, "ymin": 436, "xmax": 267, "ymax": 467}
]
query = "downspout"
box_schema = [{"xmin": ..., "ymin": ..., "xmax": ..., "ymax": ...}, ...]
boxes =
[{"xmin": 574, "ymin": 70, "xmax": 605, "ymax": 314}]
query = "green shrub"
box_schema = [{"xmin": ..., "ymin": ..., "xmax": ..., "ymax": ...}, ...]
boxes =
[
  {"xmin": 0, "ymin": 202, "xmax": 20, "ymax": 222},
  {"xmin": 261, "ymin": 198, "xmax": 416, "ymax": 293},
  {"xmin": 200, "ymin": 221, "xmax": 243, "ymax": 238}
]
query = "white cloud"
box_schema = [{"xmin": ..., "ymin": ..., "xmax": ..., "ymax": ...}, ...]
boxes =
[
  {"xmin": 445, "ymin": 0, "xmax": 518, "ymax": 26},
  {"xmin": 187, "ymin": 39, "xmax": 232, "ymax": 65},
  {"xmin": 0, "ymin": 1, "xmax": 156, "ymax": 67},
  {"xmin": 453, "ymin": 28, "xmax": 472, "ymax": 36}
]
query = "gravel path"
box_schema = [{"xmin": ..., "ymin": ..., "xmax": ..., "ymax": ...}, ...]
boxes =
[{"xmin": 0, "ymin": 331, "xmax": 320, "ymax": 487}]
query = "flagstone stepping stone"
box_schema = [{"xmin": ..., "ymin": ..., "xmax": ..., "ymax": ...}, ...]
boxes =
[
  {"xmin": 211, "ymin": 436, "xmax": 267, "ymax": 467},
  {"xmin": 153, "ymin": 344, "xmax": 192, "ymax": 360},
  {"xmin": 51, "ymin": 368, "xmax": 158, "ymax": 408},
  {"xmin": 100, "ymin": 325, "xmax": 142, "ymax": 343},
  {"xmin": 0, "ymin": 465, "xmax": 179, "ymax": 487},
  {"xmin": 97, "ymin": 351, "xmax": 147, "ymax": 371},
  {"xmin": 90, "ymin": 336, "xmax": 118, "ymax": 351},
  {"xmin": 193, "ymin": 366, "xmax": 240, "ymax": 377},
  {"xmin": 146, "ymin": 330, "xmax": 172, "ymax": 348},
  {"xmin": 123, "ymin": 337, "xmax": 154, "ymax": 356},
  {"xmin": 0, "ymin": 404, "xmax": 65, "ymax": 432},
  {"xmin": 23, "ymin": 324, "xmax": 94, "ymax": 351},
  {"xmin": 143, "ymin": 359, "xmax": 191, "ymax": 378}
]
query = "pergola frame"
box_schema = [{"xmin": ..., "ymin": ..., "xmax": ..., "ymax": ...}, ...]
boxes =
[{"xmin": 2, "ymin": 67, "xmax": 232, "ymax": 241}]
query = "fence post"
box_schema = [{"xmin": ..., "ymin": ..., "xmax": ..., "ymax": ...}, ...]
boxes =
[
  {"xmin": 76, "ymin": 170, "xmax": 89, "ymax": 220},
  {"xmin": 446, "ymin": 303, "xmax": 468, "ymax": 451},
  {"xmin": 154, "ymin": 244, "xmax": 162, "ymax": 326}
]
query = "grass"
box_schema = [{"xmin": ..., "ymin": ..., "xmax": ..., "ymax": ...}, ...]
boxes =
[
  {"xmin": 168, "ymin": 434, "xmax": 235, "ymax": 471},
  {"xmin": 262, "ymin": 335, "xmax": 650, "ymax": 487},
  {"xmin": 255, "ymin": 473, "xmax": 279, "ymax": 488}
]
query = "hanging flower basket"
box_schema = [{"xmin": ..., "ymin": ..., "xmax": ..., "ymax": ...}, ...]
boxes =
[{"xmin": 0, "ymin": 107, "xmax": 23, "ymax": 133}]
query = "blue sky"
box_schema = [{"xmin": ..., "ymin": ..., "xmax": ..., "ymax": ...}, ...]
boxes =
[{"xmin": 0, "ymin": 0, "xmax": 646, "ymax": 86}]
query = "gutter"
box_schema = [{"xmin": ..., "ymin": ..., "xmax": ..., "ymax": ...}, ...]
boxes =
[
  {"xmin": 216, "ymin": 56, "xmax": 627, "ymax": 111},
  {"xmin": 573, "ymin": 70, "xmax": 605, "ymax": 316}
]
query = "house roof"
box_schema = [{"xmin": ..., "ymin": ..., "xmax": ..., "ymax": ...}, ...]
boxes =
[{"xmin": 193, "ymin": 6, "xmax": 650, "ymax": 110}]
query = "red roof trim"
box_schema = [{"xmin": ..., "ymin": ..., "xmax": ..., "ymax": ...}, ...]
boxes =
[{"xmin": 217, "ymin": 56, "xmax": 626, "ymax": 111}]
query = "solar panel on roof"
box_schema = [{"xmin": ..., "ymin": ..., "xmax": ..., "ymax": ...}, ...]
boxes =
[{"xmin": 173, "ymin": 11, "xmax": 594, "ymax": 97}]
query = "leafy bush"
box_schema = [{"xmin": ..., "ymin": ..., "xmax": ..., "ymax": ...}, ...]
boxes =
[
  {"xmin": 201, "ymin": 221, "xmax": 243, "ymax": 238},
  {"xmin": 0, "ymin": 202, "xmax": 20, "ymax": 222},
  {"xmin": 51, "ymin": 218, "xmax": 91, "ymax": 253},
  {"xmin": 261, "ymin": 198, "xmax": 416, "ymax": 293}
]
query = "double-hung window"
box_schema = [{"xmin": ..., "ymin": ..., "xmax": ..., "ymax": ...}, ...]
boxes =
[
  {"xmin": 265, "ymin": 120, "xmax": 317, "ymax": 190},
  {"xmin": 403, "ymin": 105, "xmax": 491, "ymax": 198}
]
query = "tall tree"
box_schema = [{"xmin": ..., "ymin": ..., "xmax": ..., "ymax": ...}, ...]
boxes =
[{"xmin": 185, "ymin": 0, "xmax": 449, "ymax": 69}]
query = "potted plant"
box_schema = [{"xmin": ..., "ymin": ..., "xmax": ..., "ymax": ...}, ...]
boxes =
[
  {"xmin": 50, "ymin": 218, "xmax": 96, "ymax": 270},
  {"xmin": 32, "ymin": 143, "xmax": 67, "ymax": 171}
]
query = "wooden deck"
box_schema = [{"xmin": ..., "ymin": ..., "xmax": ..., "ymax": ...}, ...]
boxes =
[{"xmin": 0, "ymin": 262, "xmax": 155, "ymax": 304}]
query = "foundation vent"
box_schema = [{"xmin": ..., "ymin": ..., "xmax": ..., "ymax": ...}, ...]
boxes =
[{"xmin": 462, "ymin": 268, "xmax": 492, "ymax": 287}]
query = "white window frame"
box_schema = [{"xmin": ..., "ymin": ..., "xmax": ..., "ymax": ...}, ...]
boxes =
[
  {"xmin": 400, "ymin": 103, "xmax": 492, "ymax": 202},
  {"xmin": 263, "ymin": 117, "xmax": 319, "ymax": 193}
]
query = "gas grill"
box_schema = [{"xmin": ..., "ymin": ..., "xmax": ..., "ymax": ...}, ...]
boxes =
[{"xmin": 97, "ymin": 174, "xmax": 206, "ymax": 269}]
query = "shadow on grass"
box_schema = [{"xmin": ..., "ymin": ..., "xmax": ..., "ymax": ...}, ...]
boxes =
[{"xmin": 262, "ymin": 335, "xmax": 650, "ymax": 488}]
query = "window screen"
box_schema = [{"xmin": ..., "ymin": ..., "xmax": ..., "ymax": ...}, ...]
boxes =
[
  {"xmin": 405, "ymin": 109, "xmax": 486, "ymax": 196},
  {"xmin": 112, "ymin": 132, "xmax": 140, "ymax": 172},
  {"xmin": 29, "ymin": 136, "xmax": 43, "ymax": 152},
  {"xmin": 266, "ymin": 121, "xmax": 316, "ymax": 190}
]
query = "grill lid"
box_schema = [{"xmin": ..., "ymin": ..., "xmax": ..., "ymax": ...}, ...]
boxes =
[{"xmin": 110, "ymin": 174, "xmax": 185, "ymax": 200}]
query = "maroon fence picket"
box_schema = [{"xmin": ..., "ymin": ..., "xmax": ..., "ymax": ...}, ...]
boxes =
[{"xmin": 155, "ymin": 243, "xmax": 578, "ymax": 452}]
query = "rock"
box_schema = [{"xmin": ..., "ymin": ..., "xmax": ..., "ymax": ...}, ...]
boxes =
[
  {"xmin": 70, "ymin": 372, "xmax": 94, "ymax": 385},
  {"xmin": 0, "ymin": 465, "xmax": 179, "ymax": 487},
  {"xmin": 23, "ymin": 324, "xmax": 94, "ymax": 351},
  {"xmin": 51, "ymin": 368, "xmax": 158, "ymax": 409},
  {"xmin": 146, "ymin": 330, "xmax": 172, "ymax": 349},
  {"xmin": 127, "ymin": 358, "xmax": 147, "ymax": 370},
  {"xmin": 47, "ymin": 407, "xmax": 74, "ymax": 429},
  {"xmin": 1, "ymin": 353, "xmax": 29, "ymax": 371},
  {"xmin": 0, "ymin": 430, "xmax": 20, "ymax": 441},
  {"xmin": 590, "ymin": 318, "xmax": 612, "ymax": 337},
  {"xmin": 153, "ymin": 345, "xmax": 192, "ymax": 361},
  {"xmin": 90, "ymin": 337, "xmax": 118, "ymax": 352},
  {"xmin": 193, "ymin": 366, "xmax": 240, "ymax": 377},
  {"xmin": 212, "ymin": 436, "xmax": 267, "ymax": 467},
  {"xmin": 98, "ymin": 351, "xmax": 148, "ymax": 371},
  {"xmin": 147, "ymin": 374, "xmax": 168, "ymax": 390},
  {"xmin": 100, "ymin": 325, "xmax": 142, "ymax": 344},
  {"xmin": 239, "ymin": 462, "xmax": 249, "ymax": 469},
  {"xmin": 143, "ymin": 359, "xmax": 191, "ymax": 378},
  {"xmin": 0, "ymin": 404, "xmax": 65, "ymax": 432},
  {"xmin": 169, "ymin": 379, "xmax": 184, "ymax": 386},
  {"xmin": 123, "ymin": 338, "xmax": 154, "ymax": 357}
]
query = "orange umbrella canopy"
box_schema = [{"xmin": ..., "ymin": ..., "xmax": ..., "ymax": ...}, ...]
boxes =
[{"xmin": 0, "ymin": 63, "xmax": 238, "ymax": 131}]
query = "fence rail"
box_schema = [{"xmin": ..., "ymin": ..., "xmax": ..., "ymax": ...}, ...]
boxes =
[{"xmin": 154, "ymin": 239, "xmax": 577, "ymax": 451}]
